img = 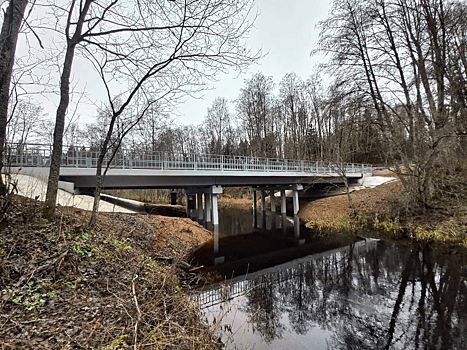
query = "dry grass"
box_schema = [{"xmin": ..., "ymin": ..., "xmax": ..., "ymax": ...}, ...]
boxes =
[{"xmin": 0, "ymin": 195, "xmax": 219, "ymax": 349}]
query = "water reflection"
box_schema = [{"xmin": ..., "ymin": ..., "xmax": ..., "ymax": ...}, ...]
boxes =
[{"xmin": 198, "ymin": 241, "xmax": 467, "ymax": 349}]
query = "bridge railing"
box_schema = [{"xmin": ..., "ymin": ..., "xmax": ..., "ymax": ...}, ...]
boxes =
[{"xmin": 3, "ymin": 143, "xmax": 373, "ymax": 175}]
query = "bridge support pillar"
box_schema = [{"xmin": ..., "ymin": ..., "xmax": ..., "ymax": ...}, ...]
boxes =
[
  {"xmin": 205, "ymin": 191, "xmax": 211, "ymax": 228},
  {"xmin": 197, "ymin": 191, "xmax": 204, "ymax": 225},
  {"xmin": 292, "ymin": 185, "xmax": 303, "ymax": 241},
  {"xmin": 260, "ymin": 190, "xmax": 266, "ymax": 229},
  {"xmin": 281, "ymin": 189, "xmax": 287, "ymax": 234},
  {"xmin": 185, "ymin": 191, "xmax": 196, "ymax": 219},
  {"xmin": 251, "ymin": 189, "xmax": 257, "ymax": 228},
  {"xmin": 270, "ymin": 190, "xmax": 276, "ymax": 230},
  {"xmin": 211, "ymin": 186, "xmax": 223, "ymax": 262}
]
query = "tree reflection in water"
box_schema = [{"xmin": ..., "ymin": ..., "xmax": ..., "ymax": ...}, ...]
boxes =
[
  {"xmin": 202, "ymin": 242, "xmax": 467, "ymax": 349},
  {"xmin": 240, "ymin": 275, "xmax": 286, "ymax": 343}
]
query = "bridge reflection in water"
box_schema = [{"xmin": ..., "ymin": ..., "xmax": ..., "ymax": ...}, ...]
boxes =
[{"xmin": 195, "ymin": 240, "xmax": 467, "ymax": 350}]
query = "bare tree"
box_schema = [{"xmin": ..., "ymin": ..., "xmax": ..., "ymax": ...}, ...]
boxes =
[
  {"xmin": 43, "ymin": 0, "xmax": 260, "ymax": 220},
  {"xmin": 279, "ymin": 72, "xmax": 309, "ymax": 159},
  {"xmin": 5, "ymin": 98, "xmax": 44, "ymax": 144},
  {"xmin": 236, "ymin": 72, "xmax": 277, "ymax": 157},
  {"xmin": 204, "ymin": 97, "xmax": 232, "ymax": 154},
  {"xmin": 315, "ymin": 0, "xmax": 467, "ymax": 207}
]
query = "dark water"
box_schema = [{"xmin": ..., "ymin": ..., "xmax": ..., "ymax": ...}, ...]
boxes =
[{"xmin": 196, "ymin": 240, "xmax": 467, "ymax": 350}]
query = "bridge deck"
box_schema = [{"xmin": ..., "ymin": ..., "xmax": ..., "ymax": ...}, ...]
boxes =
[{"xmin": 6, "ymin": 143, "xmax": 373, "ymax": 190}]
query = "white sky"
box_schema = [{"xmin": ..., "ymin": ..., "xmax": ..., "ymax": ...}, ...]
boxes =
[
  {"xmin": 16, "ymin": 0, "xmax": 332, "ymax": 127},
  {"xmin": 176, "ymin": 0, "xmax": 331, "ymax": 125}
]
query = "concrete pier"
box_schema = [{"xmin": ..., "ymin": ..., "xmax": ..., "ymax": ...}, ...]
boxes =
[
  {"xmin": 210, "ymin": 185, "xmax": 224, "ymax": 265},
  {"xmin": 270, "ymin": 190, "xmax": 276, "ymax": 230},
  {"xmin": 252, "ymin": 189, "xmax": 257, "ymax": 228},
  {"xmin": 260, "ymin": 190, "xmax": 266, "ymax": 229},
  {"xmin": 197, "ymin": 191, "xmax": 204, "ymax": 225},
  {"xmin": 281, "ymin": 189, "xmax": 287, "ymax": 234},
  {"xmin": 205, "ymin": 191, "xmax": 211, "ymax": 228}
]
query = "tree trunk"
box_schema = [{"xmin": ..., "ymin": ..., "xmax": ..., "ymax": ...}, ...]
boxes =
[
  {"xmin": 89, "ymin": 111, "xmax": 118, "ymax": 227},
  {"xmin": 0, "ymin": 0, "xmax": 29, "ymax": 195},
  {"xmin": 43, "ymin": 0, "xmax": 93, "ymax": 220},
  {"xmin": 89, "ymin": 163, "xmax": 103, "ymax": 227},
  {"xmin": 43, "ymin": 45, "xmax": 75, "ymax": 219}
]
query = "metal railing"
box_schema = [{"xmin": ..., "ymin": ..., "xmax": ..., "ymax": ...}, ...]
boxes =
[{"xmin": 3, "ymin": 143, "xmax": 373, "ymax": 175}]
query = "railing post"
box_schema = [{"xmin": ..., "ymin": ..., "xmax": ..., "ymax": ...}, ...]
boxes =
[
  {"xmin": 221, "ymin": 155, "xmax": 224, "ymax": 171},
  {"xmin": 266, "ymin": 158, "xmax": 269, "ymax": 172}
]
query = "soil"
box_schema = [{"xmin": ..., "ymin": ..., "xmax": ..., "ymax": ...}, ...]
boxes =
[
  {"xmin": 0, "ymin": 195, "xmax": 218, "ymax": 350},
  {"xmin": 299, "ymin": 176, "xmax": 402, "ymax": 223}
]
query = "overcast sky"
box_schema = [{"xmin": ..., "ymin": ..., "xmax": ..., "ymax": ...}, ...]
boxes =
[
  {"xmin": 15, "ymin": 0, "xmax": 332, "ymax": 127},
  {"xmin": 175, "ymin": 0, "xmax": 331, "ymax": 125}
]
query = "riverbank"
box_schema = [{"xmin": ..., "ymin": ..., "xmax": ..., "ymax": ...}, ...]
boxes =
[
  {"xmin": 300, "ymin": 169, "xmax": 467, "ymax": 258},
  {"xmin": 0, "ymin": 194, "xmax": 218, "ymax": 349}
]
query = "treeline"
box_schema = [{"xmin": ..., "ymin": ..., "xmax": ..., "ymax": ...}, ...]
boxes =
[
  {"xmin": 3, "ymin": 0, "xmax": 467, "ymax": 214},
  {"xmin": 10, "ymin": 70, "xmax": 386, "ymax": 165}
]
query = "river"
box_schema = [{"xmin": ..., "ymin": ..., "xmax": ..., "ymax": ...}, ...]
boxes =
[{"xmin": 194, "ymin": 206, "xmax": 467, "ymax": 350}]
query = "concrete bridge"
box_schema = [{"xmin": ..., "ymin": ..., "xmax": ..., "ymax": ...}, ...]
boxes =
[{"xmin": 5, "ymin": 143, "xmax": 373, "ymax": 263}]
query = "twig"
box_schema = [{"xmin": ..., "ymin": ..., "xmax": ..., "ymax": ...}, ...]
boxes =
[{"xmin": 132, "ymin": 274, "xmax": 141, "ymax": 350}]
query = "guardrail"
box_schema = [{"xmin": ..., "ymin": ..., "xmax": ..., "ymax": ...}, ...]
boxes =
[{"xmin": 3, "ymin": 143, "xmax": 373, "ymax": 175}]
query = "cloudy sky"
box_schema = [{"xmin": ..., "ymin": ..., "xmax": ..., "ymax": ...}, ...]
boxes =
[
  {"xmin": 176, "ymin": 0, "xmax": 332, "ymax": 125},
  {"xmin": 15, "ymin": 0, "xmax": 332, "ymax": 127}
]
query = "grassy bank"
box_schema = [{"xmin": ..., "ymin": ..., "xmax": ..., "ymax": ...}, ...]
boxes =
[
  {"xmin": 305, "ymin": 166, "xmax": 467, "ymax": 257},
  {"xmin": 0, "ymin": 195, "xmax": 219, "ymax": 349}
]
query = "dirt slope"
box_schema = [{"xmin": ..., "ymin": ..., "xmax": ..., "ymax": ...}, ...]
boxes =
[{"xmin": 299, "ymin": 173, "xmax": 402, "ymax": 222}]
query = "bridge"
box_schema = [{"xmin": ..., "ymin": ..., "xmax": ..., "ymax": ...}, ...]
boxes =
[{"xmin": 5, "ymin": 143, "xmax": 373, "ymax": 263}]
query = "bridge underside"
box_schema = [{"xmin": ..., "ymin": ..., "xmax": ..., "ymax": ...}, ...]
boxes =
[{"xmin": 74, "ymin": 170, "xmax": 362, "ymax": 192}]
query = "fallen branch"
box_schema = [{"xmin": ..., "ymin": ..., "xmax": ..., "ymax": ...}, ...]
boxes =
[{"xmin": 132, "ymin": 274, "xmax": 141, "ymax": 349}]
